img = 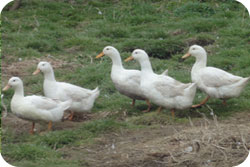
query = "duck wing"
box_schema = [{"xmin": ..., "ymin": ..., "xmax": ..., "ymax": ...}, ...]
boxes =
[
  {"xmin": 125, "ymin": 71, "xmax": 141, "ymax": 85},
  {"xmin": 25, "ymin": 96, "xmax": 60, "ymax": 110},
  {"xmin": 200, "ymin": 67, "xmax": 242, "ymax": 88},
  {"xmin": 153, "ymin": 76, "xmax": 187, "ymax": 97},
  {"xmin": 59, "ymin": 82, "xmax": 92, "ymax": 101}
]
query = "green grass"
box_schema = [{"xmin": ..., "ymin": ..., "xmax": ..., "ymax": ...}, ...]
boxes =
[
  {"xmin": 2, "ymin": 119, "xmax": 130, "ymax": 166},
  {"xmin": 13, "ymin": 159, "xmax": 87, "ymax": 167},
  {"xmin": 4, "ymin": 144, "xmax": 60, "ymax": 161},
  {"xmin": 35, "ymin": 119, "xmax": 129, "ymax": 149},
  {"xmin": 1, "ymin": 0, "xmax": 250, "ymax": 166},
  {"xmin": 0, "ymin": 17, "xmax": 2, "ymax": 153},
  {"xmin": 128, "ymin": 112, "xmax": 190, "ymax": 126}
]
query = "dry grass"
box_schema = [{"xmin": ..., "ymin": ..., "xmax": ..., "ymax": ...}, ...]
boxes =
[
  {"xmin": 69, "ymin": 112, "xmax": 250, "ymax": 167},
  {"xmin": 2, "ymin": 56, "xmax": 77, "ymax": 79}
]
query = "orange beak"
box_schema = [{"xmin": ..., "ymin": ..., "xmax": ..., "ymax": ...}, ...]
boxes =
[
  {"xmin": 96, "ymin": 52, "xmax": 105, "ymax": 59},
  {"xmin": 3, "ymin": 84, "xmax": 11, "ymax": 91},
  {"xmin": 182, "ymin": 53, "xmax": 191, "ymax": 59},
  {"xmin": 32, "ymin": 69, "xmax": 41, "ymax": 75},
  {"xmin": 124, "ymin": 56, "xmax": 134, "ymax": 62}
]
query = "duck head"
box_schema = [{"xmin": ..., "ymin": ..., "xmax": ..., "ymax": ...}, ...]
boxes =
[
  {"xmin": 125, "ymin": 49, "xmax": 149, "ymax": 63},
  {"xmin": 3, "ymin": 77, "xmax": 23, "ymax": 91},
  {"xmin": 33, "ymin": 61, "xmax": 53, "ymax": 75},
  {"xmin": 182, "ymin": 45, "xmax": 207, "ymax": 59},
  {"xmin": 96, "ymin": 46, "xmax": 120, "ymax": 59}
]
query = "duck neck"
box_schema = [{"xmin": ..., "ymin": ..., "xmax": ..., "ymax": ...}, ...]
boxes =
[
  {"xmin": 140, "ymin": 57, "xmax": 154, "ymax": 75},
  {"xmin": 13, "ymin": 84, "xmax": 24, "ymax": 98},
  {"xmin": 192, "ymin": 54, "xmax": 207, "ymax": 73},
  {"xmin": 44, "ymin": 68, "xmax": 56, "ymax": 82},
  {"xmin": 110, "ymin": 54, "xmax": 124, "ymax": 71}
]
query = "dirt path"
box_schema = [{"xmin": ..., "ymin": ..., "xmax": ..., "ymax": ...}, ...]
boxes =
[
  {"xmin": 1, "ymin": 112, "xmax": 94, "ymax": 135},
  {"xmin": 2, "ymin": 112, "xmax": 250, "ymax": 167},
  {"xmin": 59, "ymin": 112, "xmax": 250, "ymax": 167}
]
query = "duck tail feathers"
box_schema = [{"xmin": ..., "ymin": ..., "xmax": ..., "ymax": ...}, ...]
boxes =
[
  {"xmin": 238, "ymin": 77, "xmax": 250, "ymax": 86},
  {"xmin": 61, "ymin": 99, "xmax": 72, "ymax": 111},
  {"xmin": 185, "ymin": 83, "xmax": 197, "ymax": 97},
  {"xmin": 185, "ymin": 83, "xmax": 197, "ymax": 90},
  {"xmin": 161, "ymin": 69, "xmax": 168, "ymax": 76},
  {"xmin": 242, "ymin": 77, "xmax": 250, "ymax": 86},
  {"xmin": 92, "ymin": 87, "xmax": 100, "ymax": 99}
]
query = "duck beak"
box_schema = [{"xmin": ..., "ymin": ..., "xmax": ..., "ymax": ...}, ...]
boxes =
[
  {"xmin": 125, "ymin": 56, "xmax": 134, "ymax": 62},
  {"xmin": 33, "ymin": 69, "xmax": 41, "ymax": 75},
  {"xmin": 96, "ymin": 52, "xmax": 105, "ymax": 59},
  {"xmin": 3, "ymin": 84, "xmax": 11, "ymax": 91},
  {"xmin": 182, "ymin": 53, "xmax": 191, "ymax": 59}
]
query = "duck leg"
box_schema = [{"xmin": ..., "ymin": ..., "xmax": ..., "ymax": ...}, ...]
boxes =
[
  {"xmin": 48, "ymin": 121, "xmax": 52, "ymax": 131},
  {"xmin": 142, "ymin": 99, "xmax": 151, "ymax": 113},
  {"xmin": 157, "ymin": 106, "xmax": 162, "ymax": 113},
  {"xmin": 131, "ymin": 99, "xmax": 136, "ymax": 107},
  {"xmin": 68, "ymin": 111, "xmax": 74, "ymax": 121},
  {"xmin": 171, "ymin": 109, "xmax": 175, "ymax": 118},
  {"xmin": 30, "ymin": 122, "xmax": 35, "ymax": 135},
  {"xmin": 192, "ymin": 96, "xmax": 210, "ymax": 108}
]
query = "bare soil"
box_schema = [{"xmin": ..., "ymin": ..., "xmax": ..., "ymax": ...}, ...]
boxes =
[
  {"xmin": 3, "ymin": 111, "xmax": 249, "ymax": 167},
  {"xmin": 2, "ymin": 56, "xmax": 78, "ymax": 83},
  {"xmin": 1, "ymin": 114, "xmax": 81, "ymax": 135},
  {"xmin": 69, "ymin": 112, "xmax": 250, "ymax": 167}
]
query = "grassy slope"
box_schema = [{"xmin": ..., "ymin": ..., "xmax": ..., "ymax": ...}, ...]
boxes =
[{"xmin": 1, "ymin": 0, "xmax": 250, "ymax": 166}]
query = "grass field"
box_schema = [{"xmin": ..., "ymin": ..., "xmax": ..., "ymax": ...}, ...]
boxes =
[{"xmin": 1, "ymin": 0, "xmax": 250, "ymax": 166}]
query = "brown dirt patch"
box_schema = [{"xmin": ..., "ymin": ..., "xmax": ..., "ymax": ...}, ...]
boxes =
[
  {"xmin": 2, "ymin": 111, "xmax": 249, "ymax": 167},
  {"xmin": 1, "ymin": 112, "xmax": 95, "ymax": 135},
  {"xmin": 64, "ymin": 111, "xmax": 94, "ymax": 122},
  {"xmin": 170, "ymin": 29, "xmax": 186, "ymax": 36},
  {"xmin": 59, "ymin": 112, "xmax": 250, "ymax": 167},
  {"xmin": 187, "ymin": 38, "xmax": 215, "ymax": 46},
  {"xmin": 2, "ymin": 56, "xmax": 78, "ymax": 83}
]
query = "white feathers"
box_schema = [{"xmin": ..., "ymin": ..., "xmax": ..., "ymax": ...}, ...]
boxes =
[
  {"xmin": 130, "ymin": 49, "xmax": 197, "ymax": 110},
  {"xmin": 6, "ymin": 77, "xmax": 71, "ymax": 122},
  {"xmin": 187, "ymin": 45, "xmax": 249, "ymax": 99},
  {"xmin": 36, "ymin": 61, "xmax": 100, "ymax": 112}
]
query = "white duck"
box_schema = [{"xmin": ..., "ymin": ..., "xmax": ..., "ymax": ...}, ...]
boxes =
[
  {"xmin": 33, "ymin": 62, "xmax": 100, "ymax": 120},
  {"xmin": 125, "ymin": 49, "xmax": 197, "ymax": 117},
  {"xmin": 2, "ymin": 77, "xmax": 71, "ymax": 134},
  {"xmin": 182, "ymin": 45, "xmax": 250, "ymax": 107},
  {"xmin": 96, "ymin": 46, "xmax": 168, "ymax": 112}
]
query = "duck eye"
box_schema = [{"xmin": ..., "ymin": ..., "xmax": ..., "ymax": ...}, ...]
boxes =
[
  {"xmin": 106, "ymin": 48, "xmax": 110, "ymax": 50},
  {"xmin": 192, "ymin": 48, "xmax": 196, "ymax": 50},
  {"xmin": 13, "ymin": 80, "xmax": 16, "ymax": 82},
  {"xmin": 135, "ymin": 52, "xmax": 138, "ymax": 54},
  {"xmin": 42, "ymin": 64, "xmax": 45, "ymax": 66}
]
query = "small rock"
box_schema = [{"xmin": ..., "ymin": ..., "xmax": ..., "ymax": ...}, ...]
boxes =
[
  {"xmin": 184, "ymin": 146, "xmax": 193, "ymax": 153},
  {"xmin": 111, "ymin": 143, "xmax": 115, "ymax": 149}
]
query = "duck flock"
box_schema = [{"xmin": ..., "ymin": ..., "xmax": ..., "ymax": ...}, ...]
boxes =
[{"xmin": 3, "ymin": 45, "xmax": 249, "ymax": 134}]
